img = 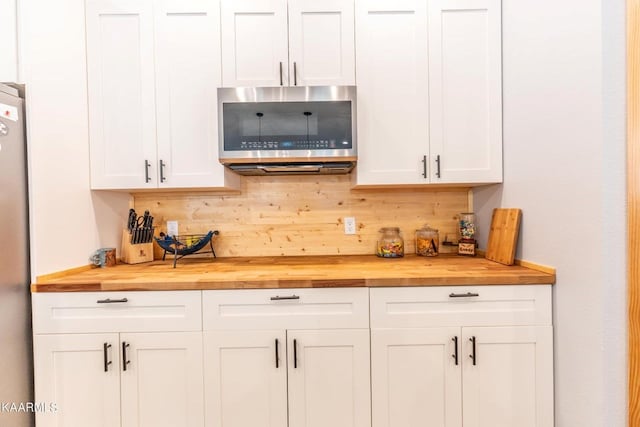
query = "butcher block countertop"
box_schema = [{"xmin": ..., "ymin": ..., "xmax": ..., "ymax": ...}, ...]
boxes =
[{"xmin": 32, "ymin": 255, "xmax": 555, "ymax": 292}]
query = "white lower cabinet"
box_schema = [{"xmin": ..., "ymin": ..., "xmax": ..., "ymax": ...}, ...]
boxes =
[
  {"xmin": 34, "ymin": 334, "xmax": 121, "ymax": 427},
  {"xmin": 203, "ymin": 288, "xmax": 372, "ymax": 427},
  {"xmin": 33, "ymin": 286, "xmax": 552, "ymax": 427},
  {"xmin": 203, "ymin": 330, "xmax": 288, "ymax": 427},
  {"xmin": 287, "ymin": 329, "xmax": 371, "ymax": 427},
  {"xmin": 370, "ymin": 286, "xmax": 554, "ymax": 427},
  {"xmin": 371, "ymin": 328, "xmax": 462, "ymax": 427},
  {"xmin": 32, "ymin": 291, "xmax": 204, "ymax": 427}
]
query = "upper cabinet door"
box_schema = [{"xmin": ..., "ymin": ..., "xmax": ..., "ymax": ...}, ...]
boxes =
[
  {"xmin": 86, "ymin": 0, "xmax": 158, "ymax": 189},
  {"xmin": 354, "ymin": 0, "xmax": 430, "ymax": 185},
  {"xmin": 428, "ymin": 0, "xmax": 502, "ymax": 184},
  {"xmin": 288, "ymin": 0, "xmax": 356, "ymax": 86},
  {"xmin": 221, "ymin": 0, "xmax": 289, "ymax": 87},
  {"xmin": 154, "ymin": 0, "xmax": 229, "ymax": 188}
]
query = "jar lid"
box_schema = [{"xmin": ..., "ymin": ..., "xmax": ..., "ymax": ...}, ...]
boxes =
[
  {"xmin": 379, "ymin": 227, "xmax": 400, "ymax": 232},
  {"xmin": 417, "ymin": 224, "xmax": 438, "ymax": 232}
]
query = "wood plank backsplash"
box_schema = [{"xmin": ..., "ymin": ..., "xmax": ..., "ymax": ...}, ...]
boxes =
[{"xmin": 133, "ymin": 175, "xmax": 470, "ymax": 258}]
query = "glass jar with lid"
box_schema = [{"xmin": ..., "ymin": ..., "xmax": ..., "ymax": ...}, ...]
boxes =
[
  {"xmin": 376, "ymin": 227, "xmax": 404, "ymax": 258},
  {"xmin": 458, "ymin": 213, "xmax": 476, "ymax": 240},
  {"xmin": 415, "ymin": 225, "xmax": 439, "ymax": 256}
]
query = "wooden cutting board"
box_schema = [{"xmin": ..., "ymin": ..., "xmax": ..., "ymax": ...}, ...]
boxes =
[{"xmin": 485, "ymin": 208, "xmax": 522, "ymax": 265}]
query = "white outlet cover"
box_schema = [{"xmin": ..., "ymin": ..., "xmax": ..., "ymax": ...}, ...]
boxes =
[
  {"xmin": 344, "ymin": 217, "xmax": 356, "ymax": 235},
  {"xmin": 166, "ymin": 220, "xmax": 178, "ymax": 237}
]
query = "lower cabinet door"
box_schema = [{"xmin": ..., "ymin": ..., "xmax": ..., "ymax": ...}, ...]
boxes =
[
  {"xmin": 370, "ymin": 328, "xmax": 462, "ymax": 427},
  {"xmin": 203, "ymin": 330, "xmax": 288, "ymax": 427},
  {"xmin": 120, "ymin": 331, "xmax": 204, "ymax": 427},
  {"xmin": 33, "ymin": 333, "xmax": 121, "ymax": 427},
  {"xmin": 461, "ymin": 326, "xmax": 554, "ymax": 427},
  {"xmin": 287, "ymin": 329, "xmax": 371, "ymax": 427}
]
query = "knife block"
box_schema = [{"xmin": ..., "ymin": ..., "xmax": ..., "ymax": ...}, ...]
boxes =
[{"xmin": 121, "ymin": 229, "xmax": 154, "ymax": 264}]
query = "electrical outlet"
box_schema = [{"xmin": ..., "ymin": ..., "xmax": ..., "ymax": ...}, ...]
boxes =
[
  {"xmin": 344, "ymin": 217, "xmax": 356, "ymax": 235},
  {"xmin": 166, "ymin": 220, "xmax": 178, "ymax": 237}
]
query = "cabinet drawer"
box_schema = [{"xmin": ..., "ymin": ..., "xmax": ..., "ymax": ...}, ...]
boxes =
[
  {"xmin": 203, "ymin": 288, "xmax": 369, "ymax": 330},
  {"xmin": 32, "ymin": 291, "xmax": 202, "ymax": 334},
  {"xmin": 370, "ymin": 285, "xmax": 551, "ymax": 328}
]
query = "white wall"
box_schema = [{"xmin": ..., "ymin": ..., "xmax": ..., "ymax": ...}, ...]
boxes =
[
  {"xmin": 20, "ymin": 0, "xmax": 129, "ymax": 279},
  {"xmin": 473, "ymin": 0, "xmax": 627, "ymax": 425},
  {"xmin": 0, "ymin": 0, "xmax": 18, "ymax": 81}
]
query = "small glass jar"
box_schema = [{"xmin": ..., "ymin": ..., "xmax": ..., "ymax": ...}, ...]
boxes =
[
  {"xmin": 458, "ymin": 213, "xmax": 476, "ymax": 240},
  {"xmin": 416, "ymin": 225, "xmax": 439, "ymax": 256},
  {"xmin": 376, "ymin": 227, "xmax": 404, "ymax": 258}
]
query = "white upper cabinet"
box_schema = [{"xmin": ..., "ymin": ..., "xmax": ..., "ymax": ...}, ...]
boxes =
[
  {"xmin": 221, "ymin": 0, "xmax": 355, "ymax": 87},
  {"xmin": 354, "ymin": 0, "xmax": 502, "ymax": 186},
  {"xmin": 428, "ymin": 0, "xmax": 502, "ymax": 184},
  {"xmin": 86, "ymin": 0, "xmax": 157, "ymax": 189},
  {"xmin": 221, "ymin": 0, "xmax": 289, "ymax": 87},
  {"xmin": 86, "ymin": 0, "xmax": 239, "ymax": 190},
  {"xmin": 288, "ymin": 0, "xmax": 356, "ymax": 86},
  {"xmin": 354, "ymin": 0, "xmax": 429, "ymax": 185},
  {"xmin": 154, "ymin": 0, "xmax": 232, "ymax": 188}
]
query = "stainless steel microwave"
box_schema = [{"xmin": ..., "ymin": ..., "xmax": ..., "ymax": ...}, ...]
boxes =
[{"xmin": 217, "ymin": 86, "xmax": 357, "ymax": 175}]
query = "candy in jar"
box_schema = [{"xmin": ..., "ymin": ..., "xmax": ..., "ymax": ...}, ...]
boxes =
[
  {"xmin": 458, "ymin": 213, "xmax": 476, "ymax": 240},
  {"xmin": 415, "ymin": 225, "xmax": 439, "ymax": 256},
  {"xmin": 376, "ymin": 227, "xmax": 404, "ymax": 258}
]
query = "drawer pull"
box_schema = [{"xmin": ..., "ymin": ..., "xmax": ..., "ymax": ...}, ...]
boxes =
[
  {"xmin": 449, "ymin": 292, "xmax": 479, "ymax": 298},
  {"xmin": 469, "ymin": 336, "xmax": 476, "ymax": 366},
  {"xmin": 122, "ymin": 342, "xmax": 131, "ymax": 371},
  {"xmin": 270, "ymin": 295, "xmax": 300, "ymax": 301},
  {"xmin": 97, "ymin": 298, "xmax": 129, "ymax": 304},
  {"xmin": 452, "ymin": 336, "xmax": 458, "ymax": 366},
  {"xmin": 103, "ymin": 343, "xmax": 112, "ymax": 372}
]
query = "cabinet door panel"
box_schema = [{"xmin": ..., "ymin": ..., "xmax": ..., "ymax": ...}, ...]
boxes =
[
  {"xmin": 33, "ymin": 334, "xmax": 120, "ymax": 427},
  {"xmin": 462, "ymin": 326, "xmax": 553, "ymax": 427},
  {"xmin": 86, "ymin": 0, "xmax": 157, "ymax": 189},
  {"xmin": 428, "ymin": 0, "xmax": 502, "ymax": 183},
  {"xmin": 371, "ymin": 328, "xmax": 462, "ymax": 427},
  {"xmin": 355, "ymin": 0, "xmax": 429, "ymax": 185},
  {"xmin": 155, "ymin": 0, "xmax": 229, "ymax": 188},
  {"xmin": 288, "ymin": 0, "xmax": 355, "ymax": 86},
  {"xmin": 120, "ymin": 332, "xmax": 204, "ymax": 427},
  {"xmin": 221, "ymin": 0, "xmax": 289, "ymax": 87},
  {"xmin": 288, "ymin": 329, "xmax": 371, "ymax": 427},
  {"xmin": 204, "ymin": 330, "xmax": 288, "ymax": 427}
]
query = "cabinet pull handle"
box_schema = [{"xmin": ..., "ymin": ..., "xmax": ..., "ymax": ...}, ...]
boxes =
[
  {"xmin": 275, "ymin": 339, "xmax": 279, "ymax": 368},
  {"xmin": 97, "ymin": 298, "xmax": 129, "ymax": 304},
  {"xmin": 421, "ymin": 155, "xmax": 427, "ymax": 178},
  {"xmin": 160, "ymin": 160, "xmax": 166, "ymax": 182},
  {"xmin": 270, "ymin": 295, "xmax": 300, "ymax": 301},
  {"xmin": 293, "ymin": 339, "xmax": 298, "ymax": 369},
  {"xmin": 293, "ymin": 62, "xmax": 298, "ymax": 86},
  {"xmin": 469, "ymin": 336, "xmax": 476, "ymax": 366},
  {"xmin": 279, "ymin": 62, "xmax": 283, "ymax": 86},
  {"xmin": 122, "ymin": 342, "xmax": 131, "ymax": 371},
  {"xmin": 103, "ymin": 343, "xmax": 112, "ymax": 372},
  {"xmin": 452, "ymin": 336, "xmax": 458, "ymax": 365},
  {"xmin": 144, "ymin": 160, "xmax": 151, "ymax": 183},
  {"xmin": 435, "ymin": 155, "xmax": 441, "ymax": 178},
  {"xmin": 448, "ymin": 292, "xmax": 479, "ymax": 298}
]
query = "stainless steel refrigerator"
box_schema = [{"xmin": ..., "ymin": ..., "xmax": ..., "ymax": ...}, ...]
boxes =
[{"xmin": 0, "ymin": 82, "xmax": 34, "ymax": 426}]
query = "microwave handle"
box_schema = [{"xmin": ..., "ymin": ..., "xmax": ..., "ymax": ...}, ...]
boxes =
[{"xmin": 257, "ymin": 165, "xmax": 322, "ymax": 173}]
